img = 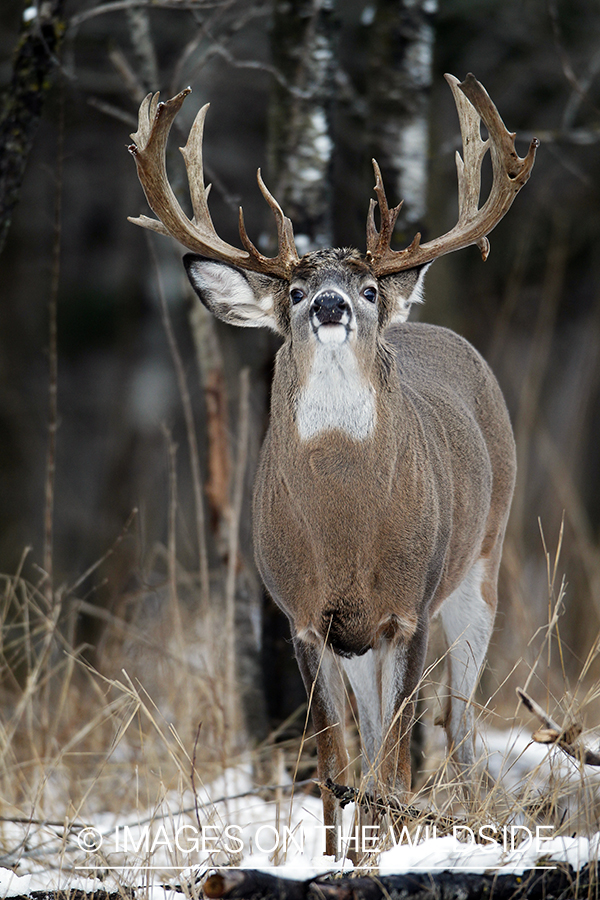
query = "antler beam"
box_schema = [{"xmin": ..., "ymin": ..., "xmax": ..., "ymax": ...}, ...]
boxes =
[
  {"xmin": 366, "ymin": 73, "xmax": 539, "ymax": 276},
  {"xmin": 128, "ymin": 89, "xmax": 299, "ymax": 278}
]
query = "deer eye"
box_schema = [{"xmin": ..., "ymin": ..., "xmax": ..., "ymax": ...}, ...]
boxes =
[
  {"xmin": 362, "ymin": 286, "xmax": 377, "ymax": 303},
  {"xmin": 290, "ymin": 288, "xmax": 305, "ymax": 305}
]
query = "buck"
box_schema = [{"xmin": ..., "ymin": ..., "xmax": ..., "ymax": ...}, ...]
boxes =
[{"xmin": 128, "ymin": 74, "xmax": 537, "ymax": 857}]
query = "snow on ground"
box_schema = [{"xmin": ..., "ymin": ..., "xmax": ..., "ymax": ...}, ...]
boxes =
[{"xmin": 2, "ymin": 726, "xmax": 600, "ymax": 896}]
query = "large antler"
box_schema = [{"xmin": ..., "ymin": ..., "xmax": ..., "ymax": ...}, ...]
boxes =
[
  {"xmin": 366, "ymin": 73, "xmax": 539, "ymax": 275},
  {"xmin": 128, "ymin": 88, "xmax": 299, "ymax": 278}
]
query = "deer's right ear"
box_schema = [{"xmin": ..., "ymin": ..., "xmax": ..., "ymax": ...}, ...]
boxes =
[{"xmin": 184, "ymin": 255, "xmax": 283, "ymax": 333}]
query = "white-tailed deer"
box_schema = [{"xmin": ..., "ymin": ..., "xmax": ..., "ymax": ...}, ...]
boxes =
[{"xmin": 128, "ymin": 74, "xmax": 537, "ymax": 856}]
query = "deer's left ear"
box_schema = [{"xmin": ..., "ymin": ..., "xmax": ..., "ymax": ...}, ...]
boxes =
[{"xmin": 379, "ymin": 264, "xmax": 430, "ymax": 325}]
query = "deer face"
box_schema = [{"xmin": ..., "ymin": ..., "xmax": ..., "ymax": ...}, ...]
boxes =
[
  {"xmin": 184, "ymin": 248, "xmax": 428, "ymax": 346},
  {"xmin": 288, "ymin": 252, "xmax": 379, "ymax": 353},
  {"xmin": 185, "ymin": 250, "xmax": 429, "ymax": 445}
]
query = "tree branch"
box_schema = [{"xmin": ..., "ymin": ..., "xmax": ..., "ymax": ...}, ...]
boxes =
[
  {"xmin": 202, "ymin": 863, "xmax": 592, "ymax": 900},
  {"xmin": 517, "ymin": 686, "xmax": 600, "ymax": 766}
]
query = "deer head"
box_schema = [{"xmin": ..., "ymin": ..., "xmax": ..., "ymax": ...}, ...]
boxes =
[{"xmin": 128, "ymin": 75, "xmax": 537, "ymax": 335}]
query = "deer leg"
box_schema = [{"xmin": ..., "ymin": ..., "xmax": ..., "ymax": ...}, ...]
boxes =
[
  {"xmin": 341, "ymin": 651, "xmax": 382, "ymax": 789},
  {"xmin": 378, "ymin": 621, "xmax": 430, "ymax": 801},
  {"xmin": 438, "ymin": 557, "xmax": 496, "ymax": 782},
  {"xmin": 293, "ymin": 636, "xmax": 350, "ymax": 858},
  {"xmin": 340, "ymin": 651, "xmax": 383, "ymax": 848}
]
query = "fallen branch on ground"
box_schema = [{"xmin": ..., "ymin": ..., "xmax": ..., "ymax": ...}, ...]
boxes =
[
  {"xmin": 517, "ymin": 686, "xmax": 600, "ymax": 765},
  {"xmin": 10, "ymin": 892, "xmax": 133, "ymax": 900},
  {"xmin": 4, "ymin": 860, "xmax": 594, "ymax": 900},
  {"xmin": 202, "ymin": 862, "xmax": 593, "ymax": 900}
]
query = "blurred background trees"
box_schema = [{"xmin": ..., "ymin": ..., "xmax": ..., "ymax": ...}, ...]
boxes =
[{"xmin": 1, "ymin": 0, "xmax": 600, "ymax": 752}]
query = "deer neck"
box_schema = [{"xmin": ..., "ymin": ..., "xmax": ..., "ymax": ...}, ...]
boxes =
[
  {"xmin": 272, "ymin": 337, "xmax": 398, "ymax": 446},
  {"xmin": 295, "ymin": 339, "xmax": 377, "ymax": 441}
]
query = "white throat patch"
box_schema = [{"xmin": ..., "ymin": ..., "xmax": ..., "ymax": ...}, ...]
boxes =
[{"xmin": 295, "ymin": 343, "xmax": 376, "ymax": 441}]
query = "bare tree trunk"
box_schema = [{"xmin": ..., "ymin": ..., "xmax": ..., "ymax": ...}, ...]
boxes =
[
  {"xmin": 188, "ymin": 292, "xmax": 272, "ymax": 755},
  {"xmin": 269, "ymin": 0, "xmax": 337, "ymax": 251},
  {"xmin": 365, "ymin": 0, "xmax": 436, "ymax": 242},
  {"xmin": 0, "ymin": 0, "xmax": 65, "ymax": 255}
]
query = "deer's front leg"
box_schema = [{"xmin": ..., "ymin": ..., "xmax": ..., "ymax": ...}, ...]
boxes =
[
  {"xmin": 379, "ymin": 620, "xmax": 429, "ymax": 800},
  {"xmin": 293, "ymin": 636, "xmax": 350, "ymax": 858}
]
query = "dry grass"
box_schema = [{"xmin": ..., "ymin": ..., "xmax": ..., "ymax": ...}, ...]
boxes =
[
  {"xmin": 0, "ymin": 539, "xmax": 244, "ymax": 881},
  {"xmin": 400, "ymin": 519, "xmax": 600, "ymax": 851},
  {"xmin": 2, "ymin": 511, "xmax": 600, "ymax": 884},
  {"xmin": 2, "ymin": 437, "xmax": 599, "ymax": 882}
]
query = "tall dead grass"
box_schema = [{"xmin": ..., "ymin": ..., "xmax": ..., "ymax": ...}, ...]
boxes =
[{"xmin": 4, "ymin": 514, "xmax": 598, "ymax": 876}]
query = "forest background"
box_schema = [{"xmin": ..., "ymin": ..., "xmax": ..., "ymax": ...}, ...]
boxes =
[{"xmin": 0, "ymin": 0, "xmax": 600, "ymax": 812}]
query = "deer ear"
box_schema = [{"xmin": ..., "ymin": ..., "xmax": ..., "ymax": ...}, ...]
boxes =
[
  {"xmin": 380, "ymin": 264, "xmax": 430, "ymax": 325},
  {"xmin": 184, "ymin": 255, "xmax": 283, "ymax": 332}
]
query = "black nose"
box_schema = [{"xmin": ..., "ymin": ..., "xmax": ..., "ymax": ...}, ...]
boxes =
[{"xmin": 311, "ymin": 291, "xmax": 350, "ymax": 324}]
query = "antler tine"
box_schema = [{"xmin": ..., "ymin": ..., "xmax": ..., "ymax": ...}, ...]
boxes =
[
  {"xmin": 445, "ymin": 74, "xmax": 491, "ymax": 260},
  {"xmin": 128, "ymin": 89, "xmax": 299, "ymax": 277},
  {"xmin": 238, "ymin": 169, "xmax": 299, "ymax": 274},
  {"xmin": 179, "ymin": 102, "xmax": 216, "ymax": 235},
  {"xmin": 365, "ymin": 160, "xmax": 406, "ymax": 262},
  {"xmin": 457, "ymin": 73, "xmax": 538, "ymax": 251},
  {"xmin": 128, "ymin": 88, "xmax": 234, "ymax": 254},
  {"xmin": 366, "ymin": 73, "xmax": 538, "ymax": 276}
]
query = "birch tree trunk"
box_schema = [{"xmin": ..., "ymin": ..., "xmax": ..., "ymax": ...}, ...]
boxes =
[
  {"xmin": 365, "ymin": 0, "xmax": 436, "ymax": 242},
  {"xmin": 269, "ymin": 0, "xmax": 337, "ymax": 251}
]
